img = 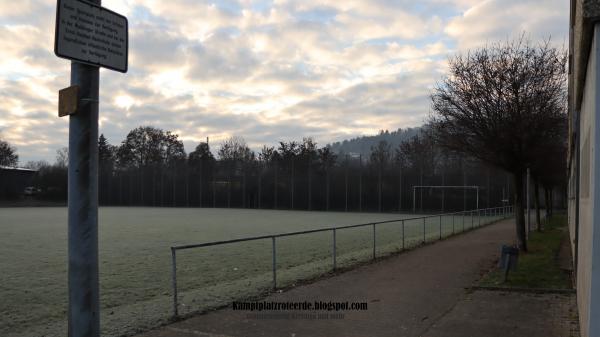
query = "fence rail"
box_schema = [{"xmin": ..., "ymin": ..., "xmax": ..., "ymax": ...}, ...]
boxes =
[{"xmin": 169, "ymin": 205, "xmax": 513, "ymax": 317}]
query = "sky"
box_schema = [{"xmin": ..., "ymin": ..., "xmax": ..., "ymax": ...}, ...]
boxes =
[{"xmin": 0, "ymin": 0, "xmax": 568, "ymax": 164}]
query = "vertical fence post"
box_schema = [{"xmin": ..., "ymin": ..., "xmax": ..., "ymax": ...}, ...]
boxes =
[
  {"xmin": 423, "ymin": 217, "xmax": 426, "ymax": 243},
  {"xmin": 171, "ymin": 248, "xmax": 178, "ymax": 317},
  {"xmin": 372, "ymin": 224, "xmax": 376, "ymax": 260},
  {"xmin": 452, "ymin": 214, "xmax": 455, "ymax": 234},
  {"xmin": 439, "ymin": 215, "xmax": 442, "ymax": 240},
  {"xmin": 472, "ymin": 211, "xmax": 475, "ymax": 228},
  {"xmin": 478, "ymin": 209, "xmax": 481, "ymax": 227},
  {"xmin": 332, "ymin": 229, "xmax": 337, "ymax": 271},
  {"xmin": 272, "ymin": 236, "xmax": 277, "ymax": 289},
  {"xmin": 462, "ymin": 212, "xmax": 465, "ymax": 232},
  {"xmin": 402, "ymin": 220, "xmax": 405, "ymax": 250}
]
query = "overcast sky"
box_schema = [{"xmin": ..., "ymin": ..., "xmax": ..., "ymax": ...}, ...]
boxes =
[{"xmin": 0, "ymin": 0, "xmax": 568, "ymax": 163}]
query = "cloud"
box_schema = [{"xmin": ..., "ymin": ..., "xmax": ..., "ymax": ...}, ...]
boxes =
[
  {"xmin": 0, "ymin": 0, "xmax": 567, "ymax": 163},
  {"xmin": 445, "ymin": 0, "xmax": 568, "ymax": 50}
]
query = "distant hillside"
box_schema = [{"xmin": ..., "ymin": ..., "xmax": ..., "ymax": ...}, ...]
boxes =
[{"xmin": 328, "ymin": 127, "xmax": 422, "ymax": 157}]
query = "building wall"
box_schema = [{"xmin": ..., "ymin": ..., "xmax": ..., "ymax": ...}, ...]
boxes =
[
  {"xmin": 0, "ymin": 167, "xmax": 36, "ymax": 200},
  {"xmin": 576, "ymin": 22, "xmax": 600, "ymax": 337}
]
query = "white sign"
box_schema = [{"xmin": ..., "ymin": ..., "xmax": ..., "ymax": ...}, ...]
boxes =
[{"xmin": 55, "ymin": 0, "xmax": 128, "ymax": 72}]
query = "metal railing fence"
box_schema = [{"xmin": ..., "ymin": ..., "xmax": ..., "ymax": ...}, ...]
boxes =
[{"xmin": 170, "ymin": 205, "xmax": 513, "ymax": 317}]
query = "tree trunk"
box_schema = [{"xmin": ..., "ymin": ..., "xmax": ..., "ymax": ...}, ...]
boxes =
[
  {"xmin": 513, "ymin": 172, "xmax": 528, "ymax": 252},
  {"xmin": 534, "ymin": 178, "xmax": 541, "ymax": 231}
]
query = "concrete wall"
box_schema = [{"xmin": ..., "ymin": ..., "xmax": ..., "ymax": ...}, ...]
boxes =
[
  {"xmin": 574, "ymin": 22, "xmax": 600, "ymax": 337},
  {"xmin": 569, "ymin": 2, "xmax": 600, "ymax": 335}
]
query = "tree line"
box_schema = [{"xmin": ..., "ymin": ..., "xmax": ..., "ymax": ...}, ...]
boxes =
[{"xmin": 1, "ymin": 126, "xmax": 520, "ymax": 212}]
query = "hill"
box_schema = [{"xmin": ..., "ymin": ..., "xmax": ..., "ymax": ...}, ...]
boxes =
[{"xmin": 327, "ymin": 127, "xmax": 422, "ymax": 157}]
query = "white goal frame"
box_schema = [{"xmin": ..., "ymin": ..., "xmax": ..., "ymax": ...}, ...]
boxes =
[{"xmin": 412, "ymin": 185, "xmax": 480, "ymax": 212}]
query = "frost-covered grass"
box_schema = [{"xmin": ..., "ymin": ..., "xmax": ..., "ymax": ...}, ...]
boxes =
[{"xmin": 0, "ymin": 207, "xmax": 504, "ymax": 337}]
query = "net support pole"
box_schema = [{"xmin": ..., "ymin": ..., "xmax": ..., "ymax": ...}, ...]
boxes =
[
  {"xmin": 332, "ymin": 229, "xmax": 337, "ymax": 270},
  {"xmin": 171, "ymin": 248, "xmax": 178, "ymax": 317},
  {"xmin": 272, "ymin": 237, "xmax": 277, "ymax": 289}
]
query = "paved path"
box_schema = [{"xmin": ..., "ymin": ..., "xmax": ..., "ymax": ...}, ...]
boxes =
[
  {"xmin": 137, "ymin": 218, "xmax": 519, "ymax": 337},
  {"xmin": 422, "ymin": 290, "xmax": 578, "ymax": 337}
]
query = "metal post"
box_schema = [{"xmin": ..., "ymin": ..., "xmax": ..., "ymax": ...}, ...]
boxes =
[
  {"xmin": 423, "ymin": 217, "xmax": 426, "ymax": 243},
  {"xmin": 478, "ymin": 209, "xmax": 481, "ymax": 227},
  {"xmin": 332, "ymin": 229, "xmax": 337, "ymax": 270},
  {"xmin": 171, "ymin": 248, "xmax": 178, "ymax": 317},
  {"xmin": 462, "ymin": 212, "xmax": 465, "ymax": 232},
  {"xmin": 471, "ymin": 211, "xmax": 474, "ymax": 229},
  {"xmin": 272, "ymin": 237, "xmax": 277, "ymax": 289},
  {"xmin": 439, "ymin": 215, "xmax": 442, "ymax": 239},
  {"xmin": 372, "ymin": 224, "xmax": 376, "ymax": 259},
  {"xmin": 402, "ymin": 220, "xmax": 405, "ymax": 249},
  {"xmin": 413, "ymin": 187, "xmax": 416, "ymax": 213},
  {"xmin": 68, "ymin": 59, "xmax": 100, "ymax": 337},
  {"xmin": 452, "ymin": 214, "xmax": 455, "ymax": 234}
]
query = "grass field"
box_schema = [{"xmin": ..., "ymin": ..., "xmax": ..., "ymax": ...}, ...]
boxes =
[
  {"xmin": 479, "ymin": 214, "xmax": 571, "ymax": 289},
  {"xmin": 0, "ymin": 207, "xmax": 505, "ymax": 337}
]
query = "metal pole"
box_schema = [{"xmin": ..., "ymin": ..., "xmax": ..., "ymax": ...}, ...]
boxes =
[
  {"xmin": 68, "ymin": 59, "xmax": 100, "ymax": 337},
  {"xmin": 478, "ymin": 209, "xmax": 481, "ymax": 227},
  {"xmin": 272, "ymin": 237, "xmax": 277, "ymax": 289},
  {"xmin": 345, "ymin": 155, "xmax": 348, "ymax": 212},
  {"xmin": 439, "ymin": 215, "xmax": 442, "ymax": 239},
  {"xmin": 527, "ymin": 167, "xmax": 530, "ymax": 234},
  {"xmin": 462, "ymin": 212, "xmax": 465, "ymax": 232},
  {"xmin": 452, "ymin": 214, "xmax": 455, "ymax": 234},
  {"xmin": 471, "ymin": 211, "xmax": 474, "ymax": 229},
  {"xmin": 372, "ymin": 224, "xmax": 376, "ymax": 259},
  {"xmin": 333, "ymin": 229, "xmax": 337, "ymax": 270},
  {"xmin": 402, "ymin": 220, "xmax": 405, "ymax": 249},
  {"xmin": 413, "ymin": 187, "xmax": 416, "ymax": 213},
  {"xmin": 359, "ymin": 154, "xmax": 362, "ymax": 212},
  {"xmin": 423, "ymin": 217, "xmax": 426, "ymax": 243},
  {"xmin": 171, "ymin": 248, "xmax": 178, "ymax": 317}
]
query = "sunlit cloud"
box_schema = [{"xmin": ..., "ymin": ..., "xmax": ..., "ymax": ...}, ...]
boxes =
[{"xmin": 0, "ymin": 0, "xmax": 567, "ymax": 163}]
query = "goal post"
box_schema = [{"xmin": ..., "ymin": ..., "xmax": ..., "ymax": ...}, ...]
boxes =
[{"xmin": 412, "ymin": 185, "xmax": 480, "ymax": 212}]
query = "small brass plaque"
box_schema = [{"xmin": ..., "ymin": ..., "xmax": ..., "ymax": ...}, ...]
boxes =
[{"xmin": 58, "ymin": 85, "xmax": 79, "ymax": 117}]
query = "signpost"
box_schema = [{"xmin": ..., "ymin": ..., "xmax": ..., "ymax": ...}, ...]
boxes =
[
  {"xmin": 55, "ymin": 0, "xmax": 128, "ymax": 72},
  {"xmin": 54, "ymin": 0, "xmax": 127, "ymax": 336}
]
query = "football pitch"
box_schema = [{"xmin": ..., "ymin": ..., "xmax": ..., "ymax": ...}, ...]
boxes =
[{"xmin": 0, "ymin": 207, "xmax": 505, "ymax": 337}]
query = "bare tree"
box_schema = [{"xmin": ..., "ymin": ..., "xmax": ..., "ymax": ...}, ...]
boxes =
[
  {"xmin": 429, "ymin": 37, "xmax": 567, "ymax": 251},
  {"xmin": 55, "ymin": 147, "xmax": 69, "ymax": 168},
  {"xmin": 0, "ymin": 139, "xmax": 18, "ymax": 167}
]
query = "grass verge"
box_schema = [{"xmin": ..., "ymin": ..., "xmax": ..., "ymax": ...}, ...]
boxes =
[{"xmin": 479, "ymin": 214, "xmax": 571, "ymax": 289}]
